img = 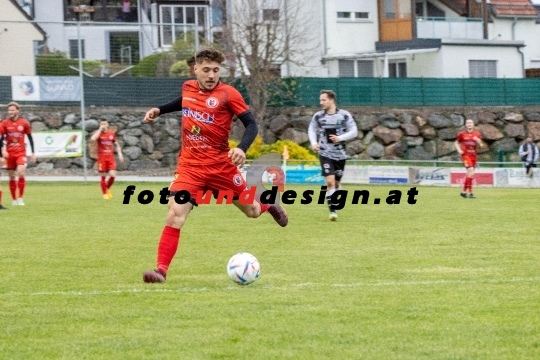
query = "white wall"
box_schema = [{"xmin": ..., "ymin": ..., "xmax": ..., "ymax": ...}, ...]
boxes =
[
  {"xmin": 440, "ymin": 45, "xmax": 523, "ymax": 78},
  {"xmin": 0, "ymin": 0, "xmax": 44, "ymax": 75},
  {"xmin": 489, "ymin": 18, "xmax": 540, "ymax": 69},
  {"xmin": 408, "ymin": 51, "xmax": 442, "ymax": 77},
  {"xmin": 33, "ymin": 0, "xmax": 65, "ymax": 54},
  {"xmin": 323, "ymin": 0, "xmax": 379, "ymax": 54}
]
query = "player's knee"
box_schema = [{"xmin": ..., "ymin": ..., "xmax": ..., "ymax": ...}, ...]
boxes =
[{"xmin": 244, "ymin": 204, "xmax": 261, "ymax": 218}]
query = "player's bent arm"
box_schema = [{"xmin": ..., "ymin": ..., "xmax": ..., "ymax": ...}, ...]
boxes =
[
  {"xmin": 454, "ymin": 141, "xmax": 463, "ymax": 154},
  {"xmin": 158, "ymin": 96, "xmax": 182, "ymax": 115},
  {"xmin": 308, "ymin": 118, "xmax": 319, "ymax": 148},
  {"xmin": 115, "ymin": 141, "xmax": 124, "ymax": 161},
  {"xmin": 337, "ymin": 123, "xmax": 358, "ymax": 142},
  {"xmin": 236, "ymin": 111, "xmax": 258, "ymax": 153},
  {"xmin": 90, "ymin": 130, "xmax": 101, "ymax": 141}
]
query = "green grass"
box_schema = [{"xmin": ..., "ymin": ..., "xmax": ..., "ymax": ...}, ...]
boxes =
[{"xmin": 0, "ymin": 182, "xmax": 539, "ymax": 359}]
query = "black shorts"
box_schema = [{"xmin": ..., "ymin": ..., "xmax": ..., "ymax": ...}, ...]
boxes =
[{"xmin": 319, "ymin": 155, "xmax": 346, "ymax": 181}]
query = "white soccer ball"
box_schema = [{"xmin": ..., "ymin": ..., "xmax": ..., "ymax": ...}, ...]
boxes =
[{"xmin": 227, "ymin": 252, "xmax": 260, "ymax": 285}]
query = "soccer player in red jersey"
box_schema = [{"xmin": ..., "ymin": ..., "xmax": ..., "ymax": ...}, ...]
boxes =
[
  {"xmin": 455, "ymin": 118, "xmax": 484, "ymax": 198},
  {"xmin": 90, "ymin": 119, "xmax": 124, "ymax": 200},
  {"xmin": 0, "ymin": 132, "xmax": 7, "ymax": 210},
  {"xmin": 0, "ymin": 102, "xmax": 35, "ymax": 206},
  {"xmin": 141, "ymin": 48, "xmax": 288, "ymax": 283}
]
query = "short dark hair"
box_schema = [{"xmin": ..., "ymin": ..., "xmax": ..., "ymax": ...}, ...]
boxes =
[
  {"xmin": 195, "ymin": 48, "xmax": 225, "ymax": 64},
  {"xmin": 320, "ymin": 90, "xmax": 336, "ymax": 101},
  {"xmin": 187, "ymin": 56, "xmax": 196, "ymax": 66}
]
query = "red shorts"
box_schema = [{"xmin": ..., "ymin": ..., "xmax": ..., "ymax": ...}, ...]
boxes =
[
  {"xmin": 462, "ymin": 154, "xmax": 477, "ymax": 168},
  {"xmin": 5, "ymin": 153, "xmax": 27, "ymax": 169},
  {"xmin": 169, "ymin": 161, "xmax": 247, "ymax": 202},
  {"xmin": 97, "ymin": 157, "xmax": 116, "ymax": 172}
]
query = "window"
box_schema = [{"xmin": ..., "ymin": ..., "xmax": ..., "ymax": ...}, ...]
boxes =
[
  {"xmin": 160, "ymin": 5, "xmax": 209, "ymax": 47},
  {"xmin": 388, "ymin": 62, "xmax": 407, "ymax": 78},
  {"xmin": 357, "ymin": 61, "xmax": 374, "ymax": 77},
  {"xmin": 338, "ymin": 60, "xmax": 374, "ymax": 77},
  {"xmin": 338, "ymin": 60, "xmax": 355, "ymax": 77},
  {"xmin": 416, "ymin": 1, "xmax": 445, "ymax": 18},
  {"xmin": 69, "ymin": 39, "xmax": 85, "ymax": 59},
  {"xmin": 263, "ymin": 9, "xmax": 279, "ymax": 21},
  {"xmin": 384, "ymin": 0, "xmax": 396, "ymax": 19},
  {"xmin": 337, "ymin": 11, "xmax": 370, "ymax": 21},
  {"xmin": 469, "ymin": 60, "xmax": 497, "ymax": 78}
]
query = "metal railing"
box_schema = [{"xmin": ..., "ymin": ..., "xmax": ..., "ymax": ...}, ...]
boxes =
[{"xmin": 416, "ymin": 16, "xmax": 483, "ymax": 40}]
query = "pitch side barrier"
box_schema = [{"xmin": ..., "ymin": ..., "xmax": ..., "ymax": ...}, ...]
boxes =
[{"xmin": 241, "ymin": 160, "xmax": 540, "ymax": 188}]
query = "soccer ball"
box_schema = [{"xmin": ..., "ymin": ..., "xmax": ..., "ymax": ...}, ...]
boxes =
[{"xmin": 227, "ymin": 252, "xmax": 260, "ymax": 285}]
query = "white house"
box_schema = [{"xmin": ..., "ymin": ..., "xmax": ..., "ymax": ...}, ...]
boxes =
[
  {"xmin": 0, "ymin": 0, "xmax": 45, "ymax": 76},
  {"xmin": 313, "ymin": 0, "xmax": 539, "ymax": 79}
]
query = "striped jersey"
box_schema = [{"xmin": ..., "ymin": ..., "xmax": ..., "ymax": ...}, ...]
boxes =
[{"xmin": 308, "ymin": 109, "xmax": 358, "ymax": 160}]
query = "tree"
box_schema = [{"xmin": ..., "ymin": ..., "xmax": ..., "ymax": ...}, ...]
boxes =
[{"xmin": 221, "ymin": 0, "xmax": 319, "ymax": 134}]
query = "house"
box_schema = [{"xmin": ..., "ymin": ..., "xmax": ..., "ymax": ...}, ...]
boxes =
[
  {"xmin": 33, "ymin": 0, "xmax": 144, "ymax": 64},
  {"xmin": 32, "ymin": 0, "xmax": 223, "ymax": 65},
  {"xmin": 271, "ymin": 0, "xmax": 540, "ymax": 78},
  {"xmin": 0, "ymin": 0, "xmax": 46, "ymax": 76}
]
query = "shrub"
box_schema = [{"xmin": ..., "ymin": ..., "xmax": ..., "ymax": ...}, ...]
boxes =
[
  {"xmin": 132, "ymin": 52, "xmax": 176, "ymax": 77},
  {"xmin": 229, "ymin": 136, "xmax": 317, "ymax": 160},
  {"xmin": 169, "ymin": 60, "xmax": 190, "ymax": 77},
  {"xmin": 36, "ymin": 55, "xmax": 102, "ymax": 76}
]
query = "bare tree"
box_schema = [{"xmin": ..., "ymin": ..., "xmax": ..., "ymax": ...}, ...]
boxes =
[{"xmin": 221, "ymin": 0, "xmax": 319, "ymax": 135}]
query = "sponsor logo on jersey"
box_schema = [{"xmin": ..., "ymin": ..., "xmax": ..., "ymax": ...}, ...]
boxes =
[
  {"xmin": 182, "ymin": 107, "xmax": 215, "ymax": 124},
  {"xmin": 186, "ymin": 125, "xmax": 208, "ymax": 142},
  {"xmin": 206, "ymin": 97, "xmax": 219, "ymax": 108}
]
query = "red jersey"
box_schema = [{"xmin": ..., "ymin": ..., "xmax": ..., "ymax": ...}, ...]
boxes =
[
  {"xmin": 97, "ymin": 130, "xmax": 117, "ymax": 158},
  {"xmin": 179, "ymin": 80, "xmax": 249, "ymax": 165},
  {"xmin": 0, "ymin": 118, "xmax": 31, "ymax": 156},
  {"xmin": 456, "ymin": 130, "xmax": 481, "ymax": 155}
]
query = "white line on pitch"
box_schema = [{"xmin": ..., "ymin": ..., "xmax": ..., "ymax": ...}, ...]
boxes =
[{"xmin": 0, "ymin": 277, "xmax": 538, "ymax": 297}]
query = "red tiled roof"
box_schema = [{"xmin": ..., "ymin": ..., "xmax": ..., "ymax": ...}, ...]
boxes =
[{"xmin": 490, "ymin": 0, "xmax": 537, "ymax": 17}]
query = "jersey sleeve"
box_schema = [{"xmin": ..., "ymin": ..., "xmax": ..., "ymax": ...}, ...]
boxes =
[
  {"xmin": 227, "ymin": 87, "xmax": 250, "ymax": 116},
  {"xmin": 456, "ymin": 132, "xmax": 463, "ymax": 142},
  {"xmin": 475, "ymin": 131, "xmax": 482, "ymax": 140},
  {"xmin": 24, "ymin": 120, "xmax": 31, "ymax": 134}
]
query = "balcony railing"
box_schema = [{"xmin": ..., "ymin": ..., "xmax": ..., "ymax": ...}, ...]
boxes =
[
  {"xmin": 416, "ymin": 17, "xmax": 483, "ymax": 40},
  {"xmin": 64, "ymin": 4, "xmax": 139, "ymax": 23}
]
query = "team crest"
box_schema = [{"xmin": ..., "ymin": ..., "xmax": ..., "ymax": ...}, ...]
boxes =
[
  {"xmin": 233, "ymin": 174, "xmax": 243, "ymax": 186},
  {"xmin": 206, "ymin": 97, "xmax": 219, "ymax": 108},
  {"xmin": 109, "ymin": 135, "xmax": 114, "ymax": 140},
  {"xmin": 18, "ymin": 125, "xmax": 24, "ymax": 131}
]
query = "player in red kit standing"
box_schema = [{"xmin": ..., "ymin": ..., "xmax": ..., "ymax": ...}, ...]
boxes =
[
  {"xmin": 141, "ymin": 48, "xmax": 288, "ymax": 283},
  {"xmin": 455, "ymin": 118, "xmax": 484, "ymax": 198},
  {"xmin": 90, "ymin": 119, "xmax": 124, "ymax": 199},
  {"xmin": 0, "ymin": 132, "xmax": 8, "ymax": 210},
  {"xmin": 0, "ymin": 102, "xmax": 36, "ymax": 206}
]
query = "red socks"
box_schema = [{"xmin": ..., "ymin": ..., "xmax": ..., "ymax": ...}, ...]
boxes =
[
  {"xmin": 0, "ymin": 190, "xmax": 2, "ymax": 203},
  {"xmin": 18, "ymin": 177, "xmax": 25, "ymax": 198},
  {"xmin": 100, "ymin": 176, "xmax": 107, "ymax": 194},
  {"xmin": 157, "ymin": 226, "xmax": 181, "ymax": 274},
  {"xmin": 258, "ymin": 201, "xmax": 270, "ymax": 214},
  {"xmin": 107, "ymin": 176, "xmax": 115, "ymax": 189},
  {"xmin": 463, "ymin": 177, "xmax": 473, "ymax": 193},
  {"xmin": 9, "ymin": 180, "xmax": 16, "ymax": 200}
]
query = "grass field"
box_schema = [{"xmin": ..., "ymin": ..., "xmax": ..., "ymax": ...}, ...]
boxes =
[{"xmin": 0, "ymin": 181, "xmax": 539, "ymax": 359}]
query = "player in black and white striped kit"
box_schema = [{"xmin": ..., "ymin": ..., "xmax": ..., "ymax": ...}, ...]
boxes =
[{"xmin": 308, "ymin": 90, "xmax": 358, "ymax": 221}]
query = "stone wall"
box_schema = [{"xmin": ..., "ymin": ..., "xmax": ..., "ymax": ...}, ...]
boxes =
[{"xmin": 14, "ymin": 105, "xmax": 540, "ymax": 173}]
